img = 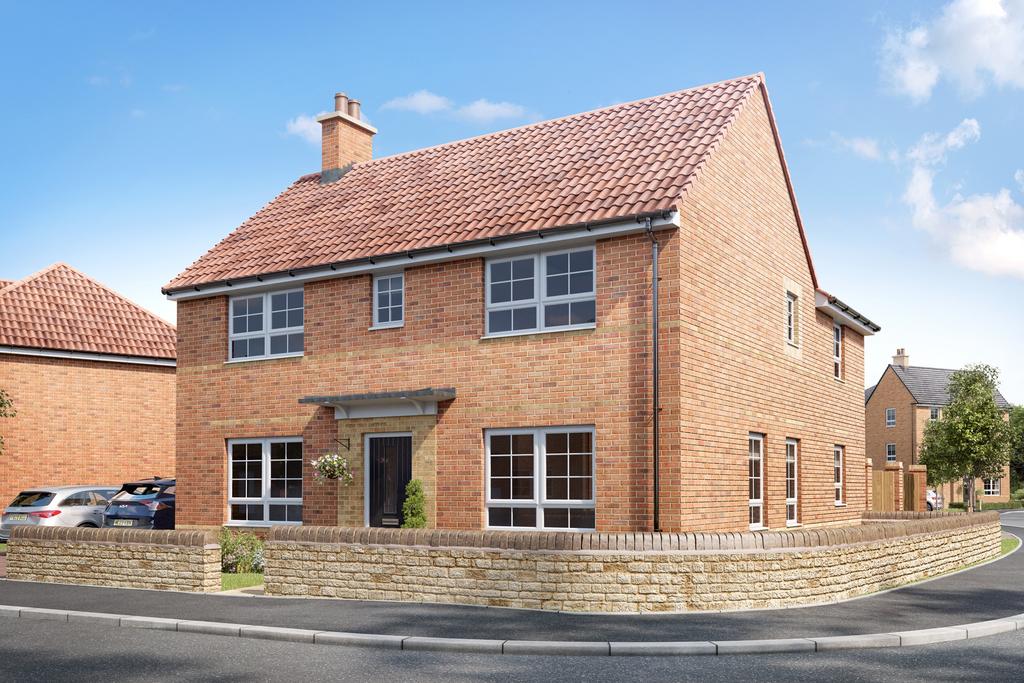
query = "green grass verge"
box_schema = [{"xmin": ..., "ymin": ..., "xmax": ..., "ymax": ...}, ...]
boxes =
[
  {"xmin": 0, "ymin": 542, "xmax": 6, "ymax": 554},
  {"xmin": 1002, "ymin": 536, "xmax": 1020, "ymax": 555},
  {"xmin": 221, "ymin": 572, "xmax": 264, "ymax": 591}
]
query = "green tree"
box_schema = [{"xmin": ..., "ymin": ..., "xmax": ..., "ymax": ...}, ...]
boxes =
[
  {"xmin": 0, "ymin": 388, "xmax": 15, "ymax": 455},
  {"xmin": 919, "ymin": 364, "xmax": 1011, "ymax": 512},
  {"xmin": 1010, "ymin": 405, "xmax": 1024, "ymax": 491},
  {"xmin": 401, "ymin": 479, "xmax": 428, "ymax": 528}
]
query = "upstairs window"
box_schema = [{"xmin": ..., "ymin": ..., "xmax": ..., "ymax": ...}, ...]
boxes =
[
  {"xmin": 930, "ymin": 407, "xmax": 940, "ymax": 421},
  {"xmin": 785, "ymin": 292, "xmax": 798, "ymax": 344},
  {"xmin": 833, "ymin": 324, "xmax": 843, "ymax": 379},
  {"xmin": 373, "ymin": 273, "xmax": 404, "ymax": 328},
  {"xmin": 229, "ymin": 289, "xmax": 304, "ymax": 360},
  {"xmin": 485, "ymin": 247, "xmax": 596, "ymax": 336},
  {"xmin": 886, "ymin": 443, "xmax": 896, "ymax": 462},
  {"xmin": 885, "ymin": 408, "xmax": 896, "ymax": 428}
]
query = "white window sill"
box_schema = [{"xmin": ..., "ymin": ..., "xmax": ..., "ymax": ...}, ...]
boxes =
[
  {"xmin": 749, "ymin": 524, "xmax": 766, "ymax": 531},
  {"xmin": 786, "ymin": 521, "xmax": 801, "ymax": 528},
  {"xmin": 834, "ymin": 502, "xmax": 847, "ymax": 508},
  {"xmin": 368, "ymin": 322, "xmax": 404, "ymax": 331},
  {"xmin": 786, "ymin": 340, "xmax": 800, "ymax": 349},
  {"xmin": 224, "ymin": 521, "xmax": 302, "ymax": 528},
  {"xmin": 481, "ymin": 323, "xmax": 596, "ymax": 340},
  {"xmin": 225, "ymin": 352, "xmax": 304, "ymax": 365}
]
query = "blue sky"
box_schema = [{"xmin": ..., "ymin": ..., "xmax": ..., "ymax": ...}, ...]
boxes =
[{"xmin": 1, "ymin": 1, "xmax": 1022, "ymax": 400}]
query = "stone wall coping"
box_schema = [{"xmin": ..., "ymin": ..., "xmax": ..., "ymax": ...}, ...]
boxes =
[
  {"xmin": 267, "ymin": 511, "xmax": 997, "ymax": 553},
  {"xmin": 9, "ymin": 525, "xmax": 217, "ymax": 548}
]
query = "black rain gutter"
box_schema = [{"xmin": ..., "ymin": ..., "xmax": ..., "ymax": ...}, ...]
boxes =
[
  {"xmin": 162, "ymin": 209, "xmax": 675, "ymax": 296},
  {"xmin": 826, "ymin": 295, "xmax": 880, "ymax": 332},
  {"xmin": 645, "ymin": 217, "xmax": 661, "ymax": 533}
]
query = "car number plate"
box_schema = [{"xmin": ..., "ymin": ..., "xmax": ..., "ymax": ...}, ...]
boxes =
[
  {"xmin": 112, "ymin": 519, "xmax": 134, "ymax": 527},
  {"xmin": 8, "ymin": 514, "xmax": 28, "ymax": 521}
]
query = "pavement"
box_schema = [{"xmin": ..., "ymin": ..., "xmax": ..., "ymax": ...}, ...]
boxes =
[{"xmin": 0, "ymin": 513, "xmax": 1021, "ymax": 645}]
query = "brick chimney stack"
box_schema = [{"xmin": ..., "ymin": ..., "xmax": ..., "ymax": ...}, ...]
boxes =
[
  {"xmin": 892, "ymin": 348, "xmax": 910, "ymax": 368},
  {"xmin": 316, "ymin": 91, "xmax": 376, "ymax": 184}
]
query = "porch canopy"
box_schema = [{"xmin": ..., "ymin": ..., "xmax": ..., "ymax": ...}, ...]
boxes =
[{"xmin": 299, "ymin": 387, "xmax": 456, "ymax": 420}]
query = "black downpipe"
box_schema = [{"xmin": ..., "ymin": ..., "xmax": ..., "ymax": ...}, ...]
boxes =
[{"xmin": 646, "ymin": 218, "xmax": 660, "ymax": 532}]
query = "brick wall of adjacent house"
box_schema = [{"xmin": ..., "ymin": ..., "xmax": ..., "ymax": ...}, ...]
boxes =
[
  {"xmin": 174, "ymin": 86, "xmax": 864, "ymax": 534},
  {"xmin": 7, "ymin": 526, "xmax": 220, "ymax": 592},
  {"xmin": 264, "ymin": 512, "xmax": 999, "ymax": 612},
  {"xmin": 0, "ymin": 354, "xmax": 175, "ymax": 506},
  {"xmin": 673, "ymin": 86, "xmax": 867, "ymax": 530}
]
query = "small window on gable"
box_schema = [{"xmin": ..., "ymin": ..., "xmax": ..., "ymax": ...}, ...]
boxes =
[
  {"xmin": 373, "ymin": 273, "xmax": 404, "ymax": 328},
  {"xmin": 833, "ymin": 324, "xmax": 843, "ymax": 379},
  {"xmin": 885, "ymin": 408, "xmax": 896, "ymax": 428},
  {"xmin": 785, "ymin": 292, "xmax": 798, "ymax": 345}
]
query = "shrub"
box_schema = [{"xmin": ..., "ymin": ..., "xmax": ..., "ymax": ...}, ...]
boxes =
[
  {"xmin": 401, "ymin": 479, "xmax": 428, "ymax": 528},
  {"xmin": 948, "ymin": 501, "xmax": 966, "ymax": 511},
  {"xmin": 1012, "ymin": 488, "xmax": 1024, "ymax": 501},
  {"xmin": 219, "ymin": 529, "xmax": 264, "ymax": 573}
]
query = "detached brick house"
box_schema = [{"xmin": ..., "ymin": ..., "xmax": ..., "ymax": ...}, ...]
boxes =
[
  {"xmin": 0, "ymin": 263, "xmax": 176, "ymax": 506},
  {"xmin": 865, "ymin": 348, "xmax": 1012, "ymax": 506},
  {"xmin": 166, "ymin": 74, "xmax": 878, "ymax": 534}
]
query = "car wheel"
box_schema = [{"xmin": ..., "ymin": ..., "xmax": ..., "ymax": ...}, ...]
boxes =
[
  {"xmin": 77, "ymin": 522, "xmax": 98, "ymax": 528},
  {"xmin": 927, "ymin": 502, "xmax": 934, "ymax": 512}
]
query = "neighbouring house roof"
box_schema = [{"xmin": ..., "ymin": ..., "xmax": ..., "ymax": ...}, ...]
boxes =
[
  {"xmin": 0, "ymin": 263, "xmax": 176, "ymax": 360},
  {"xmin": 165, "ymin": 74, "xmax": 794, "ymax": 292},
  {"xmin": 882, "ymin": 365, "xmax": 1012, "ymax": 409},
  {"xmin": 865, "ymin": 385, "xmax": 876, "ymax": 403}
]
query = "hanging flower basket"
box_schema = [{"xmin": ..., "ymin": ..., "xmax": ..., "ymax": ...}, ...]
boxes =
[{"xmin": 311, "ymin": 453, "xmax": 354, "ymax": 485}]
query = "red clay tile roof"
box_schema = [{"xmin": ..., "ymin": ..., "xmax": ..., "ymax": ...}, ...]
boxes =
[
  {"xmin": 165, "ymin": 74, "xmax": 767, "ymax": 291},
  {"xmin": 0, "ymin": 263, "xmax": 176, "ymax": 359}
]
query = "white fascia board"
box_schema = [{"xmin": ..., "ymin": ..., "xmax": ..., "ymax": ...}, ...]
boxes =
[
  {"xmin": 166, "ymin": 211, "xmax": 679, "ymax": 301},
  {"xmin": 0, "ymin": 345, "xmax": 176, "ymax": 367},
  {"xmin": 814, "ymin": 291, "xmax": 878, "ymax": 337}
]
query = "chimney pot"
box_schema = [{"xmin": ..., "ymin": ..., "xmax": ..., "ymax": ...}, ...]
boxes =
[
  {"xmin": 319, "ymin": 92, "xmax": 375, "ymax": 181},
  {"xmin": 334, "ymin": 92, "xmax": 349, "ymax": 112},
  {"xmin": 347, "ymin": 99, "xmax": 361, "ymax": 120},
  {"xmin": 893, "ymin": 348, "xmax": 910, "ymax": 368}
]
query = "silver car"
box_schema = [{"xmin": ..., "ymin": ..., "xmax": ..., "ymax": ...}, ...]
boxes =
[{"xmin": 0, "ymin": 486, "xmax": 119, "ymax": 541}]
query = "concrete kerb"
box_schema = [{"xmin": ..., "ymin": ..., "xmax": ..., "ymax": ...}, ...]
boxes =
[{"xmin": 2, "ymin": 604, "xmax": 1022, "ymax": 656}]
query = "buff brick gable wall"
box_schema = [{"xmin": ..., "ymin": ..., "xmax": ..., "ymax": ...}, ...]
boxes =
[
  {"xmin": 0, "ymin": 354, "xmax": 175, "ymax": 506},
  {"xmin": 866, "ymin": 368, "xmax": 915, "ymax": 470}
]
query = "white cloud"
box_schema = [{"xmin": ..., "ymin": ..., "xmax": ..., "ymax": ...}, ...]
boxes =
[
  {"xmin": 381, "ymin": 90, "xmax": 452, "ymax": 114},
  {"xmin": 456, "ymin": 99, "xmax": 527, "ymax": 124},
  {"xmin": 832, "ymin": 134, "xmax": 884, "ymax": 160},
  {"xmin": 881, "ymin": 0, "xmax": 1024, "ymax": 102},
  {"xmin": 284, "ymin": 113, "xmax": 324, "ymax": 145},
  {"xmin": 902, "ymin": 119, "xmax": 1024, "ymax": 279}
]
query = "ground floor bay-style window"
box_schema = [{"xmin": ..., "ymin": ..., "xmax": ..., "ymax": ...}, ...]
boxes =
[
  {"xmin": 227, "ymin": 438, "xmax": 303, "ymax": 525},
  {"xmin": 749, "ymin": 433, "xmax": 764, "ymax": 530},
  {"xmin": 485, "ymin": 427, "xmax": 595, "ymax": 530}
]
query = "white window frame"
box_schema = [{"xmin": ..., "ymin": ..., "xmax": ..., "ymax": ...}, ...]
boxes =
[
  {"xmin": 749, "ymin": 433, "xmax": 765, "ymax": 530},
  {"xmin": 484, "ymin": 246, "xmax": 596, "ymax": 338},
  {"xmin": 885, "ymin": 408, "xmax": 896, "ymax": 428},
  {"xmin": 371, "ymin": 272, "xmax": 404, "ymax": 329},
  {"xmin": 930, "ymin": 407, "xmax": 940, "ymax": 421},
  {"xmin": 984, "ymin": 478, "xmax": 1000, "ymax": 496},
  {"xmin": 886, "ymin": 443, "xmax": 896, "ymax": 462},
  {"xmin": 785, "ymin": 438, "xmax": 799, "ymax": 527},
  {"xmin": 834, "ymin": 445, "xmax": 845, "ymax": 506},
  {"xmin": 484, "ymin": 426, "xmax": 596, "ymax": 531},
  {"xmin": 228, "ymin": 288, "xmax": 304, "ymax": 362},
  {"xmin": 785, "ymin": 292, "xmax": 798, "ymax": 345},
  {"xmin": 833, "ymin": 323, "xmax": 843, "ymax": 380},
  {"xmin": 227, "ymin": 437, "xmax": 303, "ymax": 527}
]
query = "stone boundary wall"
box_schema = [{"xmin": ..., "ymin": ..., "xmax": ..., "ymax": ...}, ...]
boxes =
[
  {"xmin": 265, "ymin": 512, "xmax": 1001, "ymax": 612},
  {"xmin": 7, "ymin": 526, "xmax": 221, "ymax": 593}
]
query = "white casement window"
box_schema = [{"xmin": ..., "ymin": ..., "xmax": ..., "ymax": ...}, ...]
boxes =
[
  {"xmin": 227, "ymin": 438, "xmax": 303, "ymax": 525},
  {"xmin": 749, "ymin": 433, "xmax": 765, "ymax": 530},
  {"xmin": 485, "ymin": 427, "xmax": 595, "ymax": 530},
  {"xmin": 930, "ymin": 407, "xmax": 940, "ymax": 421},
  {"xmin": 229, "ymin": 289, "xmax": 304, "ymax": 360},
  {"xmin": 833, "ymin": 324, "xmax": 843, "ymax": 379},
  {"xmin": 372, "ymin": 273, "xmax": 404, "ymax": 328},
  {"xmin": 885, "ymin": 408, "xmax": 896, "ymax": 428},
  {"xmin": 785, "ymin": 439, "xmax": 798, "ymax": 526},
  {"xmin": 886, "ymin": 443, "xmax": 896, "ymax": 462},
  {"xmin": 984, "ymin": 478, "xmax": 1001, "ymax": 496},
  {"xmin": 485, "ymin": 247, "xmax": 596, "ymax": 336},
  {"xmin": 785, "ymin": 292, "xmax": 798, "ymax": 345},
  {"xmin": 834, "ymin": 445, "xmax": 845, "ymax": 505}
]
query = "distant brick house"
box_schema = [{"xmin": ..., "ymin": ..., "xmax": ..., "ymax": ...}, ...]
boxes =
[
  {"xmin": 0, "ymin": 264, "xmax": 176, "ymax": 506},
  {"xmin": 865, "ymin": 348, "xmax": 1012, "ymax": 506},
  {"xmin": 165, "ymin": 74, "xmax": 878, "ymax": 534}
]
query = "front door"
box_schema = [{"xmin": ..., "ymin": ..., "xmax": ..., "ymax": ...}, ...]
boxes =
[{"xmin": 367, "ymin": 434, "xmax": 413, "ymax": 527}]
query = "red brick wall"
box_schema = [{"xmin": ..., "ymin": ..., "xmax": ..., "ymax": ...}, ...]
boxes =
[{"xmin": 0, "ymin": 354, "xmax": 175, "ymax": 506}]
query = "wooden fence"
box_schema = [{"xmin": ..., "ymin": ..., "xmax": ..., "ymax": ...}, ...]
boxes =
[{"xmin": 871, "ymin": 462, "xmax": 928, "ymax": 512}]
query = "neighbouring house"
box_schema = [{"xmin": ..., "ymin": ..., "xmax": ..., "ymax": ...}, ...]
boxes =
[
  {"xmin": 165, "ymin": 74, "xmax": 878, "ymax": 534},
  {"xmin": 0, "ymin": 263, "xmax": 176, "ymax": 506},
  {"xmin": 865, "ymin": 348, "xmax": 1012, "ymax": 506}
]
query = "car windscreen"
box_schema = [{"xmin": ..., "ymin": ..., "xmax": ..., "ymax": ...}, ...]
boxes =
[
  {"xmin": 112, "ymin": 484, "xmax": 164, "ymax": 500},
  {"xmin": 9, "ymin": 491, "xmax": 55, "ymax": 507}
]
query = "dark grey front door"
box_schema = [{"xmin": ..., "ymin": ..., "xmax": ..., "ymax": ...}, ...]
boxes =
[{"xmin": 368, "ymin": 435, "xmax": 412, "ymax": 527}]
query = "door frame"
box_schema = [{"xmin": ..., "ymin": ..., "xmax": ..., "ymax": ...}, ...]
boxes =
[{"xmin": 363, "ymin": 431, "xmax": 413, "ymax": 527}]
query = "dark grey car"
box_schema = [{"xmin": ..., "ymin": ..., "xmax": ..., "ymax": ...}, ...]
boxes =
[{"xmin": 0, "ymin": 486, "xmax": 119, "ymax": 541}]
